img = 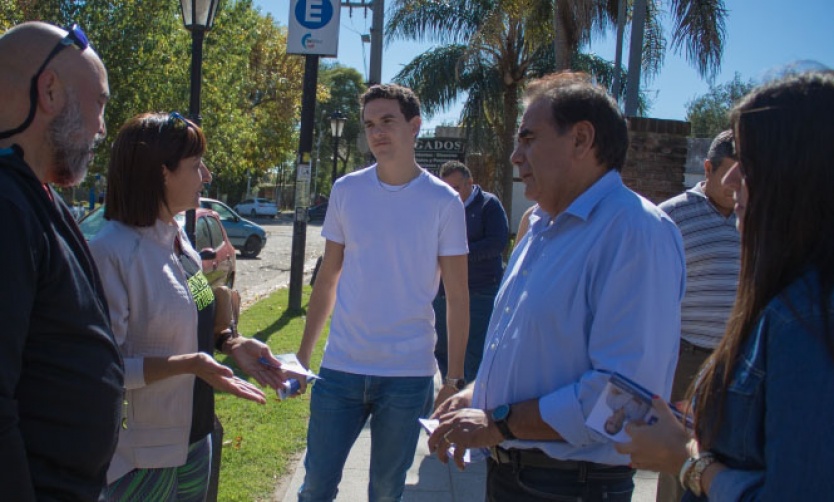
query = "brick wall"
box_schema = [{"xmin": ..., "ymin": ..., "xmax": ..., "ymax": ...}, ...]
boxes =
[{"xmin": 622, "ymin": 117, "xmax": 690, "ymax": 204}]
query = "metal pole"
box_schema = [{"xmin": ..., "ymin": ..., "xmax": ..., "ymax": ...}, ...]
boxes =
[
  {"xmin": 289, "ymin": 55, "xmax": 320, "ymax": 311},
  {"xmin": 624, "ymin": 0, "xmax": 646, "ymax": 116},
  {"xmin": 186, "ymin": 27, "xmax": 205, "ymax": 247},
  {"xmin": 368, "ymin": 0, "xmax": 383, "ymax": 85},
  {"xmin": 331, "ymin": 135, "xmax": 339, "ymax": 183}
]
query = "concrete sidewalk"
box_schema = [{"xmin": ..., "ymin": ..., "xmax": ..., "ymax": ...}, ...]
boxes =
[
  {"xmin": 276, "ymin": 374, "xmax": 660, "ymax": 501},
  {"xmin": 277, "ymin": 421, "xmax": 659, "ymax": 501}
]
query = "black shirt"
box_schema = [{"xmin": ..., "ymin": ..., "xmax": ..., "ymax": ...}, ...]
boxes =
[
  {"xmin": 0, "ymin": 146, "xmax": 124, "ymax": 501},
  {"xmin": 178, "ymin": 251, "xmax": 216, "ymax": 443}
]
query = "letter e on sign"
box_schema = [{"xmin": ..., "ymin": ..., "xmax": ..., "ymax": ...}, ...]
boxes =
[{"xmin": 296, "ymin": 0, "xmax": 332, "ymax": 29}]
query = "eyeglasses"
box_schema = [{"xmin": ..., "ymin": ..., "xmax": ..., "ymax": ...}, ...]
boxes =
[
  {"xmin": 0, "ymin": 24, "xmax": 90, "ymax": 140},
  {"xmin": 159, "ymin": 111, "xmax": 193, "ymax": 133}
]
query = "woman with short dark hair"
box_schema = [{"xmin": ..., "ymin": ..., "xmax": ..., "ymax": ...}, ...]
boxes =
[{"xmin": 90, "ymin": 112, "xmax": 283, "ymax": 501}]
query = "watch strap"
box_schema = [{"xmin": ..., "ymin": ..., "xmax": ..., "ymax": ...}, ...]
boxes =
[
  {"xmin": 685, "ymin": 452, "xmax": 716, "ymax": 497},
  {"xmin": 492, "ymin": 405, "xmax": 516, "ymax": 440},
  {"xmin": 443, "ymin": 377, "xmax": 466, "ymax": 391}
]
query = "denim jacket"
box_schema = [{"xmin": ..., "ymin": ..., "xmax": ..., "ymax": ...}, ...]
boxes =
[{"xmin": 684, "ymin": 269, "xmax": 834, "ymax": 501}]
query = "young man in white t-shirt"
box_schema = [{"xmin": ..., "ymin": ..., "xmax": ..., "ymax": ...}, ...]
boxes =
[{"xmin": 294, "ymin": 84, "xmax": 470, "ymax": 501}]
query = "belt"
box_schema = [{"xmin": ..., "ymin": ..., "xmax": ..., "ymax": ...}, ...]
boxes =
[
  {"xmin": 680, "ymin": 340, "xmax": 713, "ymax": 355},
  {"xmin": 489, "ymin": 447, "xmax": 631, "ymax": 475}
]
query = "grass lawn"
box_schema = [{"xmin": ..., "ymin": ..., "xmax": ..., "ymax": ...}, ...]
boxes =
[{"xmin": 214, "ymin": 286, "xmax": 326, "ymax": 501}]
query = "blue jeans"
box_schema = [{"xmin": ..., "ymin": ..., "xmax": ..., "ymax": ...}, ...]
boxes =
[
  {"xmin": 298, "ymin": 367, "xmax": 434, "ymax": 502},
  {"xmin": 486, "ymin": 458, "xmax": 635, "ymax": 502},
  {"xmin": 434, "ymin": 285, "xmax": 498, "ymax": 382}
]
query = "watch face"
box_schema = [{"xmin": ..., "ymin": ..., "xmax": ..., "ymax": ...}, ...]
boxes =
[{"xmin": 492, "ymin": 404, "xmax": 510, "ymax": 421}]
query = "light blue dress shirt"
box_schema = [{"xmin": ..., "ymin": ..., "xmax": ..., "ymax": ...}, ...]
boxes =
[{"xmin": 471, "ymin": 170, "xmax": 686, "ymax": 465}]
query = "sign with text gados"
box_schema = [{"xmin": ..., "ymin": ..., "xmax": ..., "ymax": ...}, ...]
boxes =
[
  {"xmin": 287, "ymin": 0, "xmax": 341, "ymax": 56},
  {"xmin": 414, "ymin": 138, "xmax": 467, "ymax": 176}
]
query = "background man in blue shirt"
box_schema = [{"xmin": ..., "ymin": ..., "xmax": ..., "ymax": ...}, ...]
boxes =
[
  {"xmin": 434, "ymin": 161, "xmax": 509, "ymax": 383},
  {"xmin": 427, "ymin": 72, "xmax": 685, "ymax": 501}
]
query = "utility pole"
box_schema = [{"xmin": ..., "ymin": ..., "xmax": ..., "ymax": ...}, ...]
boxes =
[{"xmin": 368, "ymin": 0, "xmax": 383, "ymax": 85}]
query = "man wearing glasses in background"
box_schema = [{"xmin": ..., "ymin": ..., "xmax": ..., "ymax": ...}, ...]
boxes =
[{"xmin": 0, "ymin": 22, "xmax": 123, "ymax": 499}]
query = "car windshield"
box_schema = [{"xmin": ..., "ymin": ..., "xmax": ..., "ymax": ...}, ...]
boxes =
[
  {"xmin": 206, "ymin": 201, "xmax": 237, "ymax": 221},
  {"xmin": 78, "ymin": 206, "xmax": 107, "ymax": 240}
]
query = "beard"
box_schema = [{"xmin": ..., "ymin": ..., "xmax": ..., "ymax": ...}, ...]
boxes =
[{"xmin": 47, "ymin": 91, "xmax": 102, "ymax": 187}]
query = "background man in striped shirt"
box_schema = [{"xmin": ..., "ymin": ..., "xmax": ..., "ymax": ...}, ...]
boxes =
[{"xmin": 656, "ymin": 130, "xmax": 741, "ymax": 502}]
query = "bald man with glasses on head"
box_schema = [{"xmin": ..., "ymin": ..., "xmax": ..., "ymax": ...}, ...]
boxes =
[{"xmin": 0, "ymin": 22, "xmax": 123, "ymax": 500}]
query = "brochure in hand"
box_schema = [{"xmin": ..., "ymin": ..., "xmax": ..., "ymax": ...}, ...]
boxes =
[
  {"xmin": 418, "ymin": 418, "xmax": 472, "ymax": 463},
  {"xmin": 585, "ymin": 372, "xmax": 694, "ymax": 442},
  {"xmin": 258, "ymin": 353, "xmax": 321, "ymax": 400}
]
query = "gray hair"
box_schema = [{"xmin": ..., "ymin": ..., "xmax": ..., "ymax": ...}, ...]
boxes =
[{"xmin": 707, "ymin": 130, "xmax": 736, "ymax": 167}]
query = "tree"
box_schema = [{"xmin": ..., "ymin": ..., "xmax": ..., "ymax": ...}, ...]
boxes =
[
  {"xmin": 387, "ymin": 0, "xmax": 644, "ymax": 220},
  {"xmin": 317, "ymin": 63, "xmax": 367, "ymax": 193},
  {"xmin": 552, "ymin": 0, "xmax": 728, "ymax": 82},
  {"xmin": 685, "ymin": 73, "xmax": 755, "ymax": 138},
  {"xmin": 4, "ymin": 0, "xmax": 306, "ymax": 205},
  {"xmin": 386, "ymin": 0, "xmax": 555, "ymax": 219}
]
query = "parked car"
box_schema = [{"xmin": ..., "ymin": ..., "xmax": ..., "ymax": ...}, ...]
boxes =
[
  {"xmin": 78, "ymin": 206, "xmax": 236, "ymax": 288},
  {"xmin": 200, "ymin": 197, "xmax": 267, "ymax": 258},
  {"xmin": 307, "ymin": 202, "xmax": 328, "ymax": 223},
  {"xmin": 234, "ymin": 197, "xmax": 278, "ymax": 218}
]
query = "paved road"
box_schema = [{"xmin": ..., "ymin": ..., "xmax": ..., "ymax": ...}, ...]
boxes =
[{"xmin": 233, "ymin": 215, "xmax": 327, "ymax": 309}]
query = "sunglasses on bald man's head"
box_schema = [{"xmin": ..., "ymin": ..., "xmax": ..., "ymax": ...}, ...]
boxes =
[{"xmin": 0, "ymin": 24, "xmax": 90, "ymax": 140}]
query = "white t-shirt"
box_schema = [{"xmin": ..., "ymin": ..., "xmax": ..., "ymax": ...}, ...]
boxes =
[{"xmin": 320, "ymin": 165, "xmax": 468, "ymax": 376}]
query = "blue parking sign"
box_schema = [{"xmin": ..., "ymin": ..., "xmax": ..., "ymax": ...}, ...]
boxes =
[
  {"xmin": 295, "ymin": 0, "xmax": 333, "ymax": 29},
  {"xmin": 287, "ymin": 0, "xmax": 340, "ymax": 56}
]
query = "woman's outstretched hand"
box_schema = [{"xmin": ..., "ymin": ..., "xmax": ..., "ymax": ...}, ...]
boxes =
[{"xmin": 193, "ymin": 352, "xmax": 267, "ymax": 404}]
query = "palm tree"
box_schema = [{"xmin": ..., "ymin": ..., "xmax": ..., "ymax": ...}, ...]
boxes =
[
  {"xmin": 552, "ymin": 0, "xmax": 727, "ymax": 81},
  {"xmin": 387, "ymin": 0, "xmax": 555, "ymax": 217},
  {"xmin": 388, "ymin": 0, "xmax": 643, "ymax": 219}
]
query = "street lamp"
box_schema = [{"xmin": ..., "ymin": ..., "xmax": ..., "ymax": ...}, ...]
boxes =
[
  {"xmin": 179, "ymin": 2, "xmax": 220, "ymax": 500},
  {"xmin": 179, "ymin": 0, "xmax": 219, "ymax": 246},
  {"xmin": 330, "ymin": 110, "xmax": 346, "ymax": 185}
]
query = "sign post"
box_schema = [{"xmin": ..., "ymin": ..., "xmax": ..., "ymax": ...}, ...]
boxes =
[{"xmin": 287, "ymin": 0, "xmax": 340, "ymax": 310}]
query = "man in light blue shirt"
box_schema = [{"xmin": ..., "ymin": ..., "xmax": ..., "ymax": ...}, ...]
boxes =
[{"xmin": 428, "ymin": 72, "xmax": 685, "ymax": 501}]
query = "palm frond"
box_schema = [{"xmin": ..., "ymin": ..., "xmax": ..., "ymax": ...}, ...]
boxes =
[
  {"xmin": 392, "ymin": 45, "xmax": 471, "ymax": 115},
  {"xmin": 641, "ymin": 0, "xmax": 666, "ymax": 80},
  {"xmin": 385, "ymin": 0, "xmax": 490, "ymax": 43},
  {"xmin": 669, "ymin": 0, "xmax": 727, "ymax": 78}
]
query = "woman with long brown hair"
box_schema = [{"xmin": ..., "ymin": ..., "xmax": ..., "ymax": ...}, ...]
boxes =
[{"xmin": 617, "ymin": 70, "xmax": 834, "ymax": 500}]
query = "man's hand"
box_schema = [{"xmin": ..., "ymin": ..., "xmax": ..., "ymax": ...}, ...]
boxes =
[
  {"xmin": 432, "ymin": 386, "xmax": 473, "ymax": 417},
  {"xmin": 428, "ymin": 407, "xmax": 504, "ymax": 470},
  {"xmin": 290, "ymin": 351, "xmax": 313, "ymax": 397}
]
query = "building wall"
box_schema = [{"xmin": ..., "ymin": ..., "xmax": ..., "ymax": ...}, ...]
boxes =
[
  {"xmin": 684, "ymin": 137, "xmax": 712, "ymax": 188},
  {"xmin": 622, "ymin": 118, "xmax": 690, "ymax": 204}
]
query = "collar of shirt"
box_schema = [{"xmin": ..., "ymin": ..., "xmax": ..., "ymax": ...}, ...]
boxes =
[
  {"xmin": 530, "ymin": 170, "xmax": 622, "ymax": 233},
  {"xmin": 464, "ymin": 185, "xmax": 479, "ymax": 208},
  {"xmin": 689, "ymin": 181, "xmax": 736, "ymax": 223}
]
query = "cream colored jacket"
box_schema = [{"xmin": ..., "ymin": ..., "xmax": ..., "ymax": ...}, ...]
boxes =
[{"xmin": 89, "ymin": 219, "xmax": 200, "ymax": 483}]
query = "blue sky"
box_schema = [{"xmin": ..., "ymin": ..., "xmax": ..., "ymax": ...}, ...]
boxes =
[{"xmin": 256, "ymin": 0, "xmax": 834, "ymax": 130}]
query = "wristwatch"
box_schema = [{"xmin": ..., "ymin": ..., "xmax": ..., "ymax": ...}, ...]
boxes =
[
  {"xmin": 685, "ymin": 452, "xmax": 717, "ymax": 497},
  {"xmin": 443, "ymin": 377, "xmax": 466, "ymax": 391},
  {"xmin": 491, "ymin": 404, "xmax": 516, "ymax": 440}
]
